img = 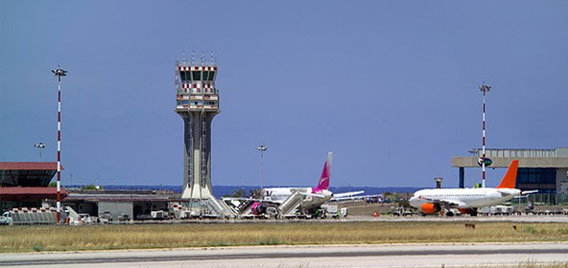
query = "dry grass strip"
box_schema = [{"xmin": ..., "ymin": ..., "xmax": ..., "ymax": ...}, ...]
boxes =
[{"xmin": 1, "ymin": 222, "xmax": 567, "ymax": 252}]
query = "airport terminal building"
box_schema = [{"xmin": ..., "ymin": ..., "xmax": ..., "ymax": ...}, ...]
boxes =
[
  {"xmin": 0, "ymin": 162, "xmax": 68, "ymax": 212},
  {"xmin": 452, "ymin": 148, "xmax": 568, "ymax": 194}
]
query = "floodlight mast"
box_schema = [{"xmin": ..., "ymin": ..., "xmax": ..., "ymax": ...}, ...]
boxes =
[
  {"xmin": 257, "ymin": 145, "xmax": 267, "ymax": 190},
  {"xmin": 479, "ymin": 83, "xmax": 491, "ymax": 188},
  {"xmin": 34, "ymin": 142, "xmax": 46, "ymax": 161},
  {"xmin": 51, "ymin": 66, "xmax": 67, "ymax": 224}
]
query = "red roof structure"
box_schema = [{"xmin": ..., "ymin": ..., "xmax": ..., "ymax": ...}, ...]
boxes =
[
  {"xmin": 0, "ymin": 187, "xmax": 68, "ymax": 201},
  {"xmin": 0, "ymin": 162, "xmax": 62, "ymax": 170}
]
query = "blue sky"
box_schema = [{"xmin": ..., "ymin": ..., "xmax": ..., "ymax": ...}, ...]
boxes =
[{"xmin": 1, "ymin": 1, "xmax": 567, "ymax": 187}]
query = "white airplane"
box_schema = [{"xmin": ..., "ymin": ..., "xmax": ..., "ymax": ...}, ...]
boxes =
[
  {"xmin": 224, "ymin": 152, "xmax": 364, "ymax": 217},
  {"xmin": 409, "ymin": 160, "xmax": 537, "ymax": 216}
]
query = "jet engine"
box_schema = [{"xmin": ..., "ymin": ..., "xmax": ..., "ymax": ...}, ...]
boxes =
[
  {"xmin": 458, "ymin": 208, "xmax": 477, "ymax": 216},
  {"xmin": 250, "ymin": 202, "xmax": 266, "ymax": 215},
  {"xmin": 421, "ymin": 203, "xmax": 441, "ymax": 214}
]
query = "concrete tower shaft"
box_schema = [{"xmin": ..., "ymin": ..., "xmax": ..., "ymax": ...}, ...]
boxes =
[
  {"xmin": 175, "ymin": 60, "xmax": 226, "ymax": 215},
  {"xmin": 180, "ymin": 112, "xmax": 215, "ymax": 199}
]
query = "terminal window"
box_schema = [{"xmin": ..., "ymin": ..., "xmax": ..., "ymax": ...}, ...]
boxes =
[
  {"xmin": 517, "ymin": 168, "xmax": 556, "ymax": 185},
  {"xmin": 192, "ymin": 71, "xmax": 201, "ymax": 81},
  {"xmin": 179, "ymin": 71, "xmax": 189, "ymax": 81}
]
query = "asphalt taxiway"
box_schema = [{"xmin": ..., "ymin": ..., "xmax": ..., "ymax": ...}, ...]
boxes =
[
  {"xmin": 1, "ymin": 242, "xmax": 568, "ymax": 267},
  {"xmin": 121, "ymin": 214, "xmax": 568, "ymax": 224}
]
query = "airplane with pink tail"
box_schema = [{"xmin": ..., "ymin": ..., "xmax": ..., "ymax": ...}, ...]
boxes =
[{"xmin": 223, "ymin": 152, "xmax": 364, "ymax": 218}]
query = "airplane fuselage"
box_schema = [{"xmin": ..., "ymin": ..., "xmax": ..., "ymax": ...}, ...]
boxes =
[
  {"xmin": 409, "ymin": 188, "xmax": 521, "ymax": 209},
  {"xmin": 262, "ymin": 187, "xmax": 333, "ymax": 210},
  {"xmin": 262, "ymin": 188, "xmax": 307, "ymax": 202}
]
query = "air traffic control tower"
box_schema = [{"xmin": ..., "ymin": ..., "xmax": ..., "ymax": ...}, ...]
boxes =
[{"xmin": 175, "ymin": 57, "xmax": 233, "ymax": 217}]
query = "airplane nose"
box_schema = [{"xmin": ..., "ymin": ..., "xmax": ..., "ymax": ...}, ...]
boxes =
[{"xmin": 409, "ymin": 197, "xmax": 418, "ymax": 206}]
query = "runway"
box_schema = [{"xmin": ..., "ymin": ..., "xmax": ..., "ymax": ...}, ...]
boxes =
[{"xmin": 2, "ymin": 243, "xmax": 568, "ymax": 267}]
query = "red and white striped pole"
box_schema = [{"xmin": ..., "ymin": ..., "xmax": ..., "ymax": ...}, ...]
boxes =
[
  {"xmin": 479, "ymin": 84, "xmax": 491, "ymax": 188},
  {"xmin": 52, "ymin": 66, "xmax": 67, "ymax": 223}
]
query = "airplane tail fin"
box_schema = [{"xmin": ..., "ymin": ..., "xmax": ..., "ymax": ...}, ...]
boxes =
[
  {"xmin": 497, "ymin": 160, "xmax": 519, "ymax": 189},
  {"xmin": 314, "ymin": 152, "xmax": 333, "ymax": 191}
]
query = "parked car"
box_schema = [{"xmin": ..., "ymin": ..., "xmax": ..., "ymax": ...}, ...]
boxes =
[{"xmin": 0, "ymin": 212, "xmax": 13, "ymax": 225}]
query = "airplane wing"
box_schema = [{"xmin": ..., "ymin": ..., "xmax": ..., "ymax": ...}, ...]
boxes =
[
  {"xmin": 521, "ymin": 190, "xmax": 538, "ymax": 195},
  {"xmin": 221, "ymin": 197, "xmax": 282, "ymax": 205},
  {"xmin": 331, "ymin": 194, "xmax": 381, "ymax": 202},
  {"xmin": 418, "ymin": 196, "xmax": 466, "ymax": 208},
  {"xmin": 438, "ymin": 199, "xmax": 466, "ymax": 208},
  {"xmin": 330, "ymin": 190, "xmax": 365, "ymax": 201}
]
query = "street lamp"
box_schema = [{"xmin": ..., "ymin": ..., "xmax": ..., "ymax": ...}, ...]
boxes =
[
  {"xmin": 52, "ymin": 66, "xmax": 67, "ymax": 224},
  {"xmin": 34, "ymin": 142, "xmax": 46, "ymax": 161},
  {"xmin": 257, "ymin": 145, "xmax": 267, "ymax": 190}
]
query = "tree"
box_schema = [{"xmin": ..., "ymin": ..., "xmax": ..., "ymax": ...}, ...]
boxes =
[
  {"xmin": 249, "ymin": 189, "xmax": 262, "ymax": 198},
  {"xmin": 82, "ymin": 184, "xmax": 98, "ymax": 190},
  {"xmin": 233, "ymin": 188, "xmax": 245, "ymax": 198},
  {"xmin": 222, "ymin": 188, "xmax": 246, "ymax": 198}
]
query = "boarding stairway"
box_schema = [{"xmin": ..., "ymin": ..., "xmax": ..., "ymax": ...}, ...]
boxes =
[
  {"xmin": 174, "ymin": 198, "xmax": 236, "ymax": 218},
  {"xmin": 65, "ymin": 206, "xmax": 80, "ymax": 223},
  {"xmin": 209, "ymin": 197, "xmax": 236, "ymax": 218},
  {"xmin": 277, "ymin": 192, "xmax": 303, "ymax": 218},
  {"xmin": 235, "ymin": 200, "xmax": 255, "ymax": 216}
]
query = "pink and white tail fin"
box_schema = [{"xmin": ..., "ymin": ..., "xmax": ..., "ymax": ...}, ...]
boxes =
[{"xmin": 314, "ymin": 152, "xmax": 333, "ymax": 192}]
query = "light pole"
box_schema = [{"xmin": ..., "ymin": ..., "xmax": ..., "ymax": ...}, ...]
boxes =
[
  {"xmin": 479, "ymin": 83, "xmax": 491, "ymax": 188},
  {"xmin": 52, "ymin": 66, "xmax": 67, "ymax": 224},
  {"xmin": 34, "ymin": 142, "xmax": 46, "ymax": 161},
  {"xmin": 257, "ymin": 145, "xmax": 267, "ymax": 190}
]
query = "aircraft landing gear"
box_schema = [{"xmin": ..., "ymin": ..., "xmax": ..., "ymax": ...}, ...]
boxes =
[
  {"xmin": 469, "ymin": 208, "xmax": 478, "ymax": 217},
  {"xmin": 445, "ymin": 211, "xmax": 454, "ymax": 217}
]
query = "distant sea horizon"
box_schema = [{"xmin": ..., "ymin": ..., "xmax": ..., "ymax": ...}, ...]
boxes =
[{"xmin": 65, "ymin": 184, "xmax": 424, "ymax": 197}]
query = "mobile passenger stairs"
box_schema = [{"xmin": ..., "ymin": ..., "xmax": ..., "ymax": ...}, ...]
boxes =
[
  {"xmin": 277, "ymin": 191, "xmax": 304, "ymax": 218},
  {"xmin": 1, "ymin": 207, "xmax": 58, "ymax": 225},
  {"xmin": 222, "ymin": 191, "xmax": 308, "ymax": 219}
]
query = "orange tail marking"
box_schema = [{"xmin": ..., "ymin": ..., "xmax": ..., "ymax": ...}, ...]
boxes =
[{"xmin": 497, "ymin": 160, "xmax": 519, "ymax": 189}]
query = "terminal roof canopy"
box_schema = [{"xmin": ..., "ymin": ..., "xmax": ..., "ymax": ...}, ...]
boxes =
[{"xmin": 0, "ymin": 162, "xmax": 62, "ymax": 187}]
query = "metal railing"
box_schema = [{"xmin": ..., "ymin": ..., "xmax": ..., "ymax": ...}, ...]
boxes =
[{"xmin": 471, "ymin": 148, "xmax": 559, "ymax": 158}]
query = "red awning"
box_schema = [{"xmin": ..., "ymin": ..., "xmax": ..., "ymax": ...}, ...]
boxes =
[
  {"xmin": 0, "ymin": 162, "xmax": 63, "ymax": 171},
  {"xmin": 0, "ymin": 187, "xmax": 68, "ymax": 201}
]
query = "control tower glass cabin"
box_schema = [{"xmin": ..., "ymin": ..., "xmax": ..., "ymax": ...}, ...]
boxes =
[{"xmin": 175, "ymin": 62, "xmax": 219, "ymax": 200}]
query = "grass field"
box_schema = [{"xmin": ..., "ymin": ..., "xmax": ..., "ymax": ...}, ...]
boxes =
[{"xmin": 1, "ymin": 221, "xmax": 568, "ymax": 253}]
